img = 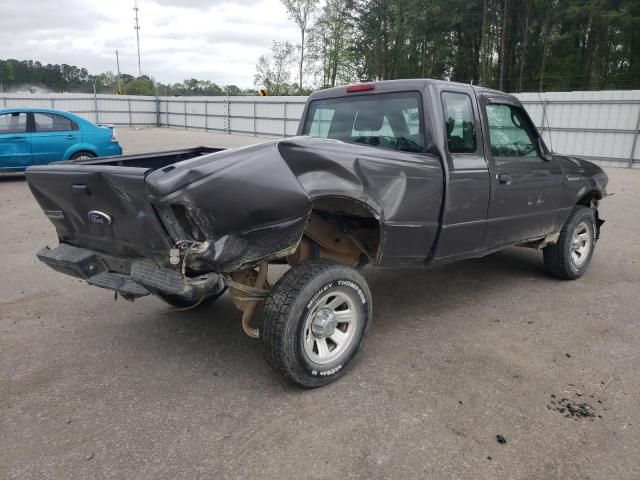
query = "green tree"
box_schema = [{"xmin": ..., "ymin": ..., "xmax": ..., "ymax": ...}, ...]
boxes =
[
  {"xmin": 308, "ymin": 0, "xmax": 358, "ymax": 87},
  {"xmin": 122, "ymin": 75, "xmax": 155, "ymax": 95},
  {"xmin": 254, "ymin": 41, "xmax": 297, "ymax": 95},
  {"xmin": 281, "ymin": 0, "xmax": 319, "ymax": 92}
]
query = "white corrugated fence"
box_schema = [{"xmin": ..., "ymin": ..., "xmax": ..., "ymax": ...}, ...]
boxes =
[{"xmin": 2, "ymin": 90, "xmax": 639, "ymax": 168}]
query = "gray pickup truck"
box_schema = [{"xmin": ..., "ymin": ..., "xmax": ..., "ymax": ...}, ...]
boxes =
[{"xmin": 27, "ymin": 79, "xmax": 608, "ymax": 387}]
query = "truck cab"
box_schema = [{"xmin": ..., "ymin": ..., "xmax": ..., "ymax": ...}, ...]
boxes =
[{"xmin": 299, "ymin": 80, "xmax": 606, "ymax": 265}]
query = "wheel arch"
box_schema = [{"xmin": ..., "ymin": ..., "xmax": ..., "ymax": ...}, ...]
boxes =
[
  {"xmin": 298, "ymin": 194, "xmax": 384, "ymax": 265},
  {"xmin": 576, "ymin": 189, "xmax": 603, "ymax": 209},
  {"xmin": 64, "ymin": 144, "xmax": 97, "ymax": 160}
]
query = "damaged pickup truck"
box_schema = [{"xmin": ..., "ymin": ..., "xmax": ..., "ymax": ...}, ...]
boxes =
[{"xmin": 27, "ymin": 79, "xmax": 608, "ymax": 387}]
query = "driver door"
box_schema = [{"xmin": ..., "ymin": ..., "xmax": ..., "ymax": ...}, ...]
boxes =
[{"xmin": 481, "ymin": 99, "xmax": 564, "ymax": 248}]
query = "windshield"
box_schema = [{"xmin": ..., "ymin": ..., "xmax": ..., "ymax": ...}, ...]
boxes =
[{"xmin": 302, "ymin": 92, "xmax": 424, "ymax": 153}]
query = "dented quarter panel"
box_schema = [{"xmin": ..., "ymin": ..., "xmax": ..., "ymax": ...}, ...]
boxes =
[
  {"xmin": 277, "ymin": 137, "xmax": 444, "ymax": 265},
  {"xmin": 145, "ymin": 136, "xmax": 444, "ymax": 270}
]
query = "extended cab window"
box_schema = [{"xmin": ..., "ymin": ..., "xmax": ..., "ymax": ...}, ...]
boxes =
[
  {"xmin": 303, "ymin": 92, "xmax": 424, "ymax": 153},
  {"xmin": 486, "ymin": 103, "xmax": 540, "ymax": 158},
  {"xmin": 442, "ymin": 92, "xmax": 477, "ymax": 153},
  {"xmin": 34, "ymin": 113, "xmax": 78, "ymax": 133},
  {"xmin": 0, "ymin": 112, "xmax": 27, "ymax": 134}
]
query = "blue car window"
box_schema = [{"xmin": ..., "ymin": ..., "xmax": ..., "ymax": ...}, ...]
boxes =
[
  {"xmin": 0, "ymin": 112, "xmax": 27, "ymax": 133},
  {"xmin": 34, "ymin": 113, "xmax": 78, "ymax": 133}
]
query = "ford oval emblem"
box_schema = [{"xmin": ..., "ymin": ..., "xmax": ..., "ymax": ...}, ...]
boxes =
[{"xmin": 87, "ymin": 210, "xmax": 112, "ymax": 225}]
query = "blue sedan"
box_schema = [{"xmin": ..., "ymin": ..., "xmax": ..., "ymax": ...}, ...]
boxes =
[{"xmin": 0, "ymin": 108, "xmax": 123, "ymax": 172}]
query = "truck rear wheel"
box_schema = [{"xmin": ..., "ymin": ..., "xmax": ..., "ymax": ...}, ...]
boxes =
[
  {"xmin": 261, "ymin": 259, "xmax": 372, "ymax": 388},
  {"xmin": 543, "ymin": 206, "xmax": 597, "ymax": 280}
]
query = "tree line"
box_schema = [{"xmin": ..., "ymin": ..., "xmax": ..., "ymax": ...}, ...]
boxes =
[
  {"xmin": 257, "ymin": 0, "xmax": 640, "ymax": 93},
  {"xmin": 3, "ymin": 0, "xmax": 638, "ymax": 98},
  {"xmin": 0, "ymin": 59, "xmax": 253, "ymax": 96}
]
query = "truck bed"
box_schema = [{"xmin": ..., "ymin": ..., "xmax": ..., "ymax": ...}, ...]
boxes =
[{"xmin": 56, "ymin": 146, "xmax": 223, "ymax": 170}]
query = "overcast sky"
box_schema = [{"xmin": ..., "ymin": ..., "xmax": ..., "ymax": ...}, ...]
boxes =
[{"xmin": 1, "ymin": 0, "xmax": 300, "ymax": 87}]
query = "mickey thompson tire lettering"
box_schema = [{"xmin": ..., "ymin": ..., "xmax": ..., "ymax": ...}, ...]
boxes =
[
  {"xmin": 261, "ymin": 259, "xmax": 372, "ymax": 388},
  {"xmin": 337, "ymin": 280, "xmax": 367, "ymax": 304}
]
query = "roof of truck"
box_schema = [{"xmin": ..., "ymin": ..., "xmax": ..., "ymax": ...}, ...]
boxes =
[{"xmin": 308, "ymin": 78, "xmax": 518, "ymax": 102}]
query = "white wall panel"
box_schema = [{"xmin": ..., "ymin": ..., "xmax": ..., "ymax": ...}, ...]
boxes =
[
  {"xmin": 516, "ymin": 90, "xmax": 640, "ymax": 165},
  {"xmin": 186, "ymin": 114, "xmax": 206, "ymax": 129},
  {"xmin": 207, "ymin": 116, "xmax": 226, "ymax": 131},
  {"xmin": 2, "ymin": 92, "xmax": 638, "ymax": 165},
  {"xmin": 229, "ymin": 117, "xmax": 253, "ymax": 134}
]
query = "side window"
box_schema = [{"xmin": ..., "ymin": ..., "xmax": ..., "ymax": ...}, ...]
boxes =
[
  {"xmin": 442, "ymin": 92, "xmax": 477, "ymax": 154},
  {"xmin": 33, "ymin": 113, "xmax": 77, "ymax": 133},
  {"xmin": 486, "ymin": 104, "xmax": 540, "ymax": 158},
  {"xmin": 0, "ymin": 112, "xmax": 27, "ymax": 134}
]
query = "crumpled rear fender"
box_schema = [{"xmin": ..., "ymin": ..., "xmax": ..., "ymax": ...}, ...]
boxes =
[
  {"xmin": 145, "ymin": 137, "xmax": 444, "ymax": 271},
  {"xmin": 146, "ymin": 142, "xmax": 312, "ymax": 272},
  {"xmin": 277, "ymin": 138, "xmax": 444, "ymax": 266}
]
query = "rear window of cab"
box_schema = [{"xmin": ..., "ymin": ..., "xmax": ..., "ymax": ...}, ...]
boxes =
[{"xmin": 302, "ymin": 92, "xmax": 424, "ymax": 153}]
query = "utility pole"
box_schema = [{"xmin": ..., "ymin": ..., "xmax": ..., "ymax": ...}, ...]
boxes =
[
  {"xmin": 115, "ymin": 50, "xmax": 122, "ymax": 94},
  {"xmin": 134, "ymin": 0, "xmax": 142, "ymax": 76}
]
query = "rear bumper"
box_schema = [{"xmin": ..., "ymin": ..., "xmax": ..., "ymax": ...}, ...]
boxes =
[{"xmin": 37, "ymin": 243, "xmax": 224, "ymax": 301}]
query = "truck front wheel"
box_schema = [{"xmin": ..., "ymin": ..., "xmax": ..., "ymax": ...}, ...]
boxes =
[
  {"xmin": 261, "ymin": 259, "xmax": 372, "ymax": 388},
  {"xmin": 543, "ymin": 206, "xmax": 597, "ymax": 280}
]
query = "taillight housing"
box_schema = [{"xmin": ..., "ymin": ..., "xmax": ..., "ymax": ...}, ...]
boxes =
[
  {"xmin": 346, "ymin": 83, "xmax": 375, "ymax": 93},
  {"xmin": 111, "ymin": 129, "xmax": 118, "ymax": 142}
]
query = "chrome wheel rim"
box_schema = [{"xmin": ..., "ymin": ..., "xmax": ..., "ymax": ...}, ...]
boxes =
[
  {"xmin": 570, "ymin": 221, "xmax": 592, "ymax": 267},
  {"xmin": 302, "ymin": 290, "xmax": 359, "ymax": 365},
  {"xmin": 75, "ymin": 155, "xmax": 91, "ymax": 160}
]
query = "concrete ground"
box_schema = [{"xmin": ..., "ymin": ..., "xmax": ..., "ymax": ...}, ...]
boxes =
[
  {"xmin": 1, "ymin": 128, "xmax": 639, "ymax": 479},
  {"xmin": 115, "ymin": 127, "xmax": 272, "ymax": 154}
]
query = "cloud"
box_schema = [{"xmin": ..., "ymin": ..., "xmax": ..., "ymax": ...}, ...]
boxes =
[
  {"xmin": 153, "ymin": 0, "xmax": 257, "ymax": 8},
  {"xmin": 0, "ymin": 0, "xmax": 300, "ymax": 87}
]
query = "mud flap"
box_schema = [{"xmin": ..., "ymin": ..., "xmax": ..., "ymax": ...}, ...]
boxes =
[{"xmin": 594, "ymin": 210, "xmax": 605, "ymax": 241}]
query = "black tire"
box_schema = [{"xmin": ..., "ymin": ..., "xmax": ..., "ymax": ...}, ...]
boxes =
[
  {"xmin": 70, "ymin": 151, "xmax": 96, "ymax": 160},
  {"xmin": 543, "ymin": 206, "xmax": 597, "ymax": 280},
  {"xmin": 261, "ymin": 259, "xmax": 372, "ymax": 388}
]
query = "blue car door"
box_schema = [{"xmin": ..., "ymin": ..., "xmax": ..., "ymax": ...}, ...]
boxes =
[
  {"xmin": 30, "ymin": 112, "xmax": 81, "ymax": 164},
  {"xmin": 0, "ymin": 112, "xmax": 31, "ymax": 170}
]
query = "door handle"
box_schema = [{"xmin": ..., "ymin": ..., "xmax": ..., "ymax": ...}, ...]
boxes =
[
  {"xmin": 66, "ymin": 135, "xmax": 77, "ymax": 139},
  {"xmin": 497, "ymin": 173, "xmax": 512, "ymax": 185},
  {"xmin": 8, "ymin": 136, "xmax": 26, "ymax": 142}
]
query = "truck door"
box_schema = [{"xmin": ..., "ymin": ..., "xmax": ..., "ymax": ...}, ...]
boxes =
[
  {"xmin": 431, "ymin": 89, "xmax": 491, "ymax": 261},
  {"xmin": 480, "ymin": 97, "xmax": 564, "ymax": 247},
  {"xmin": 0, "ymin": 112, "xmax": 31, "ymax": 171}
]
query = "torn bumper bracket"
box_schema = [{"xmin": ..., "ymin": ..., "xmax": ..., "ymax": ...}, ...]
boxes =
[{"xmin": 37, "ymin": 243, "xmax": 223, "ymax": 301}]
